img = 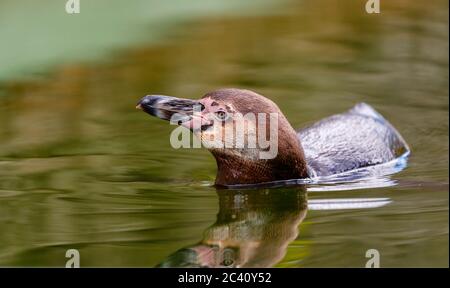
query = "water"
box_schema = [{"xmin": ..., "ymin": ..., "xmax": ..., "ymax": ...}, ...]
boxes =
[{"xmin": 0, "ymin": 0, "xmax": 448, "ymax": 267}]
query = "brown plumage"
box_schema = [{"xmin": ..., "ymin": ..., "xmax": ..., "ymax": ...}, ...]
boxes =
[{"xmin": 204, "ymin": 89, "xmax": 308, "ymax": 185}]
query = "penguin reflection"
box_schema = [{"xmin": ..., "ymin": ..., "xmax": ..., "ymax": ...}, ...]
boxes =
[{"xmin": 158, "ymin": 187, "xmax": 307, "ymax": 268}]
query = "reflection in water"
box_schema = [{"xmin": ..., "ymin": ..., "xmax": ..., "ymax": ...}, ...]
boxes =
[
  {"xmin": 158, "ymin": 187, "xmax": 307, "ymax": 268},
  {"xmin": 308, "ymin": 198, "xmax": 391, "ymax": 210}
]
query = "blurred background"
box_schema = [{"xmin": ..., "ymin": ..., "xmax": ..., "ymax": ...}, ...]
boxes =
[{"xmin": 0, "ymin": 0, "xmax": 448, "ymax": 267}]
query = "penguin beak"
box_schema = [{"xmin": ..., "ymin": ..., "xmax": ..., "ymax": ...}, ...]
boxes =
[
  {"xmin": 136, "ymin": 95, "xmax": 212, "ymax": 130},
  {"xmin": 136, "ymin": 95, "xmax": 201, "ymax": 125}
]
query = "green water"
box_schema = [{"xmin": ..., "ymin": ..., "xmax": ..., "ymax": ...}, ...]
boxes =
[{"xmin": 0, "ymin": 0, "xmax": 448, "ymax": 267}]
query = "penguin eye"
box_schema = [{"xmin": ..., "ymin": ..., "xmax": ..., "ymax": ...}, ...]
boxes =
[
  {"xmin": 221, "ymin": 248, "xmax": 235, "ymax": 267},
  {"xmin": 215, "ymin": 110, "xmax": 228, "ymax": 121},
  {"xmin": 221, "ymin": 259, "xmax": 234, "ymax": 267}
]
